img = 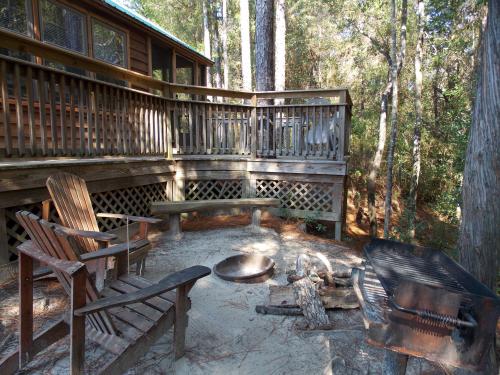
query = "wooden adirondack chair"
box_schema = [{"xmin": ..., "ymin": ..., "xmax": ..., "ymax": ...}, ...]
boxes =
[
  {"xmin": 0, "ymin": 211, "xmax": 210, "ymax": 375},
  {"xmin": 46, "ymin": 172, "xmax": 161, "ymax": 279}
]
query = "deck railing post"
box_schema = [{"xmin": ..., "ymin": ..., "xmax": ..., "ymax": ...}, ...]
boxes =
[{"xmin": 250, "ymin": 94, "xmax": 257, "ymax": 158}]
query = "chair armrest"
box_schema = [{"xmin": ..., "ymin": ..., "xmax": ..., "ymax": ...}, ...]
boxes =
[
  {"xmin": 79, "ymin": 242, "xmax": 130, "ymax": 262},
  {"xmin": 74, "ymin": 265, "xmax": 211, "ymax": 316},
  {"xmin": 17, "ymin": 241, "xmax": 85, "ymax": 276},
  {"xmin": 96, "ymin": 213, "xmax": 162, "ymax": 224},
  {"xmin": 53, "ymin": 225, "xmax": 117, "ymax": 242}
]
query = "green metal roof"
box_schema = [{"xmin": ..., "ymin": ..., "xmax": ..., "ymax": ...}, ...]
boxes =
[{"xmin": 102, "ymin": 0, "xmax": 212, "ymax": 63}]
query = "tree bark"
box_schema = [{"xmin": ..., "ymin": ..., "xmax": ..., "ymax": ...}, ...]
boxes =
[
  {"xmin": 292, "ymin": 277, "xmax": 329, "ymax": 329},
  {"xmin": 457, "ymin": 4, "xmax": 499, "ymax": 372},
  {"xmin": 256, "ymin": 0, "xmax": 274, "ymax": 98},
  {"xmin": 368, "ymin": 79, "xmax": 391, "ymax": 237},
  {"xmin": 459, "ymin": 0, "xmax": 499, "ymax": 296},
  {"xmin": 211, "ymin": 1, "xmax": 222, "ymax": 89},
  {"xmin": 274, "ymin": 0, "xmax": 286, "ymax": 105},
  {"xmin": 203, "ymin": 1, "xmax": 212, "ymax": 89},
  {"xmin": 222, "ymin": 0, "xmax": 229, "ymax": 89},
  {"xmin": 240, "ymin": 0, "xmax": 252, "ymax": 91},
  {"xmin": 383, "ymin": 0, "xmax": 408, "ymax": 238},
  {"xmin": 408, "ymin": 0, "xmax": 425, "ymax": 239}
]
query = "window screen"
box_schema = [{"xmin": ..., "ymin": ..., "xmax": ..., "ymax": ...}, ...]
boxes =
[
  {"xmin": 92, "ymin": 19, "xmax": 126, "ymax": 67},
  {"xmin": 40, "ymin": 0, "xmax": 87, "ymax": 54},
  {"xmin": 0, "ymin": 0, "xmax": 31, "ymax": 35}
]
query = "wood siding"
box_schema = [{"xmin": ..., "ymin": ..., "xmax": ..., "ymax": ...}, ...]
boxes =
[{"xmin": 130, "ymin": 32, "xmax": 149, "ymax": 75}]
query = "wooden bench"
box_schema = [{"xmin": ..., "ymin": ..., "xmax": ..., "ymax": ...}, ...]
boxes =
[{"xmin": 151, "ymin": 198, "xmax": 280, "ymax": 239}]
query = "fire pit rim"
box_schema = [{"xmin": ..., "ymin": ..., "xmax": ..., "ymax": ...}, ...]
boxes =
[{"xmin": 213, "ymin": 254, "xmax": 275, "ymax": 283}]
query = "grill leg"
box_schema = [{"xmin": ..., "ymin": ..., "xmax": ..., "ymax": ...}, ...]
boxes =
[{"xmin": 383, "ymin": 350, "xmax": 408, "ymax": 375}]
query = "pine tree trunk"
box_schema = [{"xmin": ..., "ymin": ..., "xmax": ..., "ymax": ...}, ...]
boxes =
[
  {"xmin": 203, "ymin": 1, "xmax": 212, "ymax": 89},
  {"xmin": 240, "ymin": 0, "xmax": 252, "ymax": 91},
  {"xmin": 367, "ymin": 79, "xmax": 391, "ymax": 237},
  {"xmin": 409, "ymin": 0, "xmax": 424, "ymax": 239},
  {"xmin": 222, "ymin": 0, "xmax": 229, "ymax": 89},
  {"xmin": 256, "ymin": 0, "xmax": 274, "ymax": 96},
  {"xmin": 274, "ymin": 0, "xmax": 286, "ymax": 105},
  {"xmin": 383, "ymin": 0, "xmax": 408, "ymax": 238},
  {"xmin": 458, "ymin": 0, "xmax": 500, "ymax": 295},
  {"xmin": 212, "ymin": 1, "xmax": 222, "ymax": 89}
]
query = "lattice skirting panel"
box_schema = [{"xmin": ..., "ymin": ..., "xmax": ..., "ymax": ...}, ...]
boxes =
[
  {"xmin": 93, "ymin": 183, "xmax": 169, "ymax": 231},
  {"xmin": 185, "ymin": 180, "xmax": 243, "ymax": 200},
  {"xmin": 4, "ymin": 182, "xmax": 169, "ymax": 257},
  {"xmin": 256, "ymin": 179, "xmax": 334, "ymax": 212}
]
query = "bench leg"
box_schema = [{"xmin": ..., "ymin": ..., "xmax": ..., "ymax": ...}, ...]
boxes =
[
  {"xmin": 251, "ymin": 207, "xmax": 262, "ymax": 228},
  {"xmin": 167, "ymin": 213, "xmax": 183, "ymax": 240}
]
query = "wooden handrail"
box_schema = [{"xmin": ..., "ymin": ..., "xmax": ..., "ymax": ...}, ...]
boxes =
[
  {"xmin": 0, "ymin": 28, "xmax": 351, "ymax": 104},
  {"xmin": 0, "ymin": 29, "xmax": 254, "ymax": 100}
]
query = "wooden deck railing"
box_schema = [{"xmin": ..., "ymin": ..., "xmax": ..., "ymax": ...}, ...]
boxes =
[{"xmin": 0, "ymin": 28, "xmax": 351, "ymax": 160}]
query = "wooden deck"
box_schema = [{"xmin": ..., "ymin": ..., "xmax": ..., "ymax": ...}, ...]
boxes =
[{"xmin": 0, "ymin": 27, "xmax": 351, "ymax": 265}]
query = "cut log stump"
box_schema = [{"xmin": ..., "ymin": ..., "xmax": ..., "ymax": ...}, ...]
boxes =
[{"xmin": 292, "ymin": 277, "xmax": 330, "ymax": 329}]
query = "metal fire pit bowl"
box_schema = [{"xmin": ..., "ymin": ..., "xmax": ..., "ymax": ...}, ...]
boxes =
[{"xmin": 214, "ymin": 254, "xmax": 275, "ymax": 283}]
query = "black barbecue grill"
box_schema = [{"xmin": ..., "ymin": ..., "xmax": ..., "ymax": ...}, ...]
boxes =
[{"xmin": 353, "ymin": 238, "xmax": 500, "ymax": 371}]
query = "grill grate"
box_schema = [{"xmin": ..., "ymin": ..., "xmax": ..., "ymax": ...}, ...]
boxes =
[{"xmin": 365, "ymin": 239, "xmax": 474, "ymax": 298}]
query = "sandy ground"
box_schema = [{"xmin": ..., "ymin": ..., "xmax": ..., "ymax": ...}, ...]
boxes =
[{"xmin": 0, "ymin": 218, "xmax": 445, "ymax": 374}]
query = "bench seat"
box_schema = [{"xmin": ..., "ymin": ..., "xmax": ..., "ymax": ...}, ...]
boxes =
[{"xmin": 151, "ymin": 198, "xmax": 280, "ymax": 239}]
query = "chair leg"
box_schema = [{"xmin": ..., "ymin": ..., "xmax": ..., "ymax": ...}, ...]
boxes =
[
  {"xmin": 174, "ymin": 284, "xmax": 188, "ymax": 359},
  {"xmin": 19, "ymin": 252, "xmax": 33, "ymax": 369},
  {"xmin": 70, "ymin": 270, "xmax": 86, "ymax": 374}
]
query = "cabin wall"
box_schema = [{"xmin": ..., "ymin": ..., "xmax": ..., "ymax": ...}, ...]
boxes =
[{"xmin": 129, "ymin": 32, "xmax": 149, "ymax": 76}]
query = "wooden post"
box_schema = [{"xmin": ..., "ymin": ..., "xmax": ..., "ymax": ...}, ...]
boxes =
[
  {"xmin": 41, "ymin": 200, "xmax": 51, "ymax": 221},
  {"xmin": 337, "ymin": 105, "xmax": 346, "ymax": 161},
  {"xmin": 70, "ymin": 269, "xmax": 86, "ymax": 374},
  {"xmin": 0, "ymin": 208, "xmax": 9, "ymax": 264},
  {"xmin": 171, "ymin": 51, "xmax": 177, "ymax": 85},
  {"xmin": 250, "ymin": 95, "xmax": 257, "ymax": 158},
  {"xmin": 19, "ymin": 251, "xmax": 33, "ymax": 368},
  {"xmin": 174, "ymin": 284, "xmax": 188, "ymax": 359},
  {"xmin": 166, "ymin": 101, "xmax": 173, "ymax": 159}
]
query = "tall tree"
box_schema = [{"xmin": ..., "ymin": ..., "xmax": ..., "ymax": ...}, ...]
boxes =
[
  {"xmin": 256, "ymin": 0, "xmax": 274, "ymax": 93},
  {"xmin": 240, "ymin": 0, "xmax": 252, "ymax": 91},
  {"xmin": 274, "ymin": 0, "xmax": 286, "ymax": 103},
  {"xmin": 459, "ymin": 0, "xmax": 499, "ymax": 294},
  {"xmin": 203, "ymin": 0, "xmax": 212, "ymax": 88},
  {"xmin": 458, "ymin": 3, "xmax": 499, "ymax": 373},
  {"xmin": 362, "ymin": 0, "xmax": 407, "ymax": 238},
  {"xmin": 222, "ymin": 0, "xmax": 229, "ymax": 89},
  {"xmin": 212, "ymin": 0, "xmax": 223, "ymax": 88},
  {"xmin": 383, "ymin": 0, "xmax": 408, "ymax": 238},
  {"xmin": 408, "ymin": 0, "xmax": 425, "ymax": 239}
]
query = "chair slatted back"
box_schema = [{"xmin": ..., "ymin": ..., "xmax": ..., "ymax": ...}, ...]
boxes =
[
  {"xmin": 16, "ymin": 211, "xmax": 116, "ymax": 335},
  {"xmin": 46, "ymin": 172, "xmax": 100, "ymax": 253}
]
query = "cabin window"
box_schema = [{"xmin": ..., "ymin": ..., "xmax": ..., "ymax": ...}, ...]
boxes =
[
  {"xmin": 40, "ymin": 0, "xmax": 87, "ymax": 54},
  {"xmin": 0, "ymin": 0, "xmax": 32, "ymax": 35},
  {"xmin": 92, "ymin": 19, "xmax": 126, "ymax": 67},
  {"xmin": 176, "ymin": 55, "xmax": 194, "ymax": 85},
  {"xmin": 152, "ymin": 42, "xmax": 172, "ymax": 83}
]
